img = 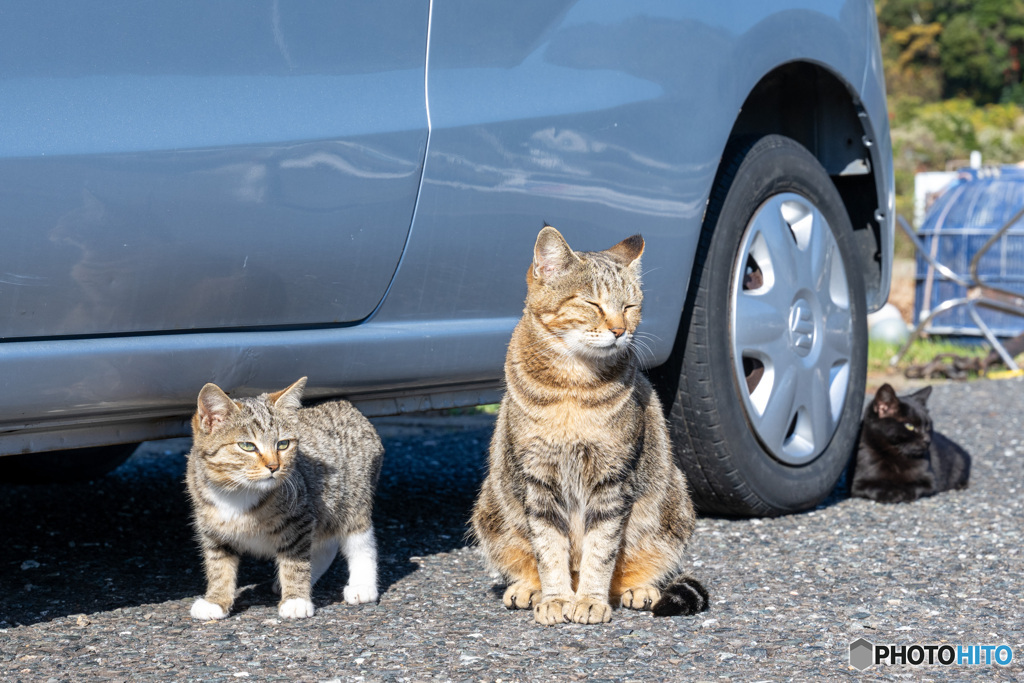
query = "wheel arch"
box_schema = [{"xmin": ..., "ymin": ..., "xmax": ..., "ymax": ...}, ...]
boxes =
[
  {"xmin": 726, "ymin": 61, "xmax": 888, "ymax": 313},
  {"xmin": 651, "ymin": 61, "xmax": 887, "ymax": 409}
]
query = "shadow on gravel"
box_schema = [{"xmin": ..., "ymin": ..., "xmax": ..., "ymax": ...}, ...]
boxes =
[
  {"xmin": 0, "ymin": 414, "xmax": 495, "ymax": 628},
  {"xmin": 693, "ymin": 464, "xmax": 854, "ymax": 523},
  {"xmin": 0, "ymin": 439, "xmax": 203, "ymax": 628},
  {"xmin": 370, "ymin": 414, "xmax": 494, "ymax": 594},
  {"xmin": 1, "ymin": 409, "xmax": 860, "ymax": 626}
]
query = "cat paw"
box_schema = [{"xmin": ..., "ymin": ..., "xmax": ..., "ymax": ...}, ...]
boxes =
[
  {"xmin": 343, "ymin": 583, "xmax": 379, "ymax": 605},
  {"xmin": 533, "ymin": 597, "xmax": 573, "ymax": 626},
  {"xmin": 569, "ymin": 597, "xmax": 612, "ymax": 624},
  {"xmin": 620, "ymin": 586, "xmax": 661, "ymax": 611},
  {"xmin": 278, "ymin": 598, "xmax": 315, "ymax": 619},
  {"xmin": 190, "ymin": 598, "xmax": 228, "ymax": 621},
  {"xmin": 503, "ymin": 583, "xmax": 541, "ymax": 610}
]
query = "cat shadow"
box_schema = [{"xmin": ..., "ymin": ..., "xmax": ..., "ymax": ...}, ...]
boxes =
[
  {"xmin": 370, "ymin": 414, "xmax": 494, "ymax": 593},
  {"xmin": 0, "ymin": 414, "xmax": 494, "ymax": 628}
]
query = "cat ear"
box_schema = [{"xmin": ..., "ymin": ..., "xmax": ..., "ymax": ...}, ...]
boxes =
[
  {"xmin": 532, "ymin": 225, "xmax": 578, "ymax": 283},
  {"xmin": 873, "ymin": 383, "xmax": 900, "ymax": 419},
  {"xmin": 269, "ymin": 376, "xmax": 307, "ymax": 411},
  {"xmin": 606, "ymin": 234, "xmax": 645, "ymax": 266},
  {"xmin": 196, "ymin": 383, "xmax": 238, "ymax": 434},
  {"xmin": 909, "ymin": 385, "xmax": 932, "ymax": 405}
]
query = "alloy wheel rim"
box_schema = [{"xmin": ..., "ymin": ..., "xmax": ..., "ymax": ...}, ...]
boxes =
[{"xmin": 729, "ymin": 192, "xmax": 853, "ymax": 465}]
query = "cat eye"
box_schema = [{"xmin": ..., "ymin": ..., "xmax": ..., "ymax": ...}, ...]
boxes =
[
  {"xmin": 276, "ymin": 440, "xmax": 291, "ymax": 451},
  {"xmin": 237, "ymin": 441, "xmax": 257, "ymax": 452},
  {"xmin": 904, "ymin": 424, "xmax": 915, "ymax": 431},
  {"xmin": 583, "ymin": 299, "xmax": 603, "ymax": 309}
]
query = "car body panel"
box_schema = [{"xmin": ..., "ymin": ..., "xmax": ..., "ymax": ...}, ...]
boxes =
[
  {"xmin": 0, "ymin": 0, "xmax": 891, "ymax": 455},
  {"xmin": 0, "ymin": 1, "xmax": 428, "ymax": 337},
  {"xmin": 383, "ymin": 0, "xmax": 872, "ymax": 362}
]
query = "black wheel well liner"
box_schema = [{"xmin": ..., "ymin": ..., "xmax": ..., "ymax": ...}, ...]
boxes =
[{"xmin": 726, "ymin": 61, "xmax": 884, "ymax": 310}]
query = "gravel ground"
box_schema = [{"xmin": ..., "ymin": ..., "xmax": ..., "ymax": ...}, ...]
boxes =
[{"xmin": 1, "ymin": 378, "xmax": 1022, "ymax": 681}]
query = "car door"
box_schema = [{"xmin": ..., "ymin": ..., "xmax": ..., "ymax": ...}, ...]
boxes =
[
  {"xmin": 385, "ymin": 0, "xmax": 706, "ymax": 348},
  {"xmin": 0, "ymin": 0, "xmax": 428, "ymax": 338}
]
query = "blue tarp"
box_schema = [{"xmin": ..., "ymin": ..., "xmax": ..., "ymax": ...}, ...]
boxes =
[{"xmin": 913, "ymin": 166, "xmax": 1024, "ymax": 337}]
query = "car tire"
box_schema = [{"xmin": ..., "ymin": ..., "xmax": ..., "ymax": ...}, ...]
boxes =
[
  {"xmin": 652, "ymin": 134, "xmax": 867, "ymax": 516},
  {"xmin": 1, "ymin": 443, "xmax": 139, "ymax": 485}
]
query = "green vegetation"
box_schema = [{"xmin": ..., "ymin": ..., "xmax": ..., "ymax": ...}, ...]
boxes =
[
  {"xmin": 877, "ymin": 1, "xmax": 1024, "ymax": 248},
  {"xmin": 878, "ymin": 0, "xmax": 1024, "ymax": 105},
  {"xmin": 890, "ymin": 98, "xmax": 1024, "ymax": 249},
  {"xmin": 442, "ymin": 403, "xmax": 500, "ymax": 416},
  {"xmin": 869, "ymin": 337, "xmax": 987, "ymax": 375}
]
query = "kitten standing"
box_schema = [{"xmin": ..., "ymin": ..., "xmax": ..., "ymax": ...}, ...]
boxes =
[
  {"xmin": 851, "ymin": 383, "xmax": 970, "ymax": 504},
  {"xmin": 471, "ymin": 225, "xmax": 708, "ymax": 626},
  {"xmin": 186, "ymin": 377, "xmax": 383, "ymax": 620}
]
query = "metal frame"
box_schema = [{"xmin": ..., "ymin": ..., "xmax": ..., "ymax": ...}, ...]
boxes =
[{"xmin": 890, "ymin": 211, "xmax": 1024, "ymax": 372}]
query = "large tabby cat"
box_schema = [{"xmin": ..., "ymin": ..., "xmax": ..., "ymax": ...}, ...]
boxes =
[
  {"xmin": 471, "ymin": 225, "xmax": 709, "ymax": 625},
  {"xmin": 851, "ymin": 383, "xmax": 970, "ymax": 503},
  {"xmin": 186, "ymin": 377, "xmax": 383, "ymax": 620}
]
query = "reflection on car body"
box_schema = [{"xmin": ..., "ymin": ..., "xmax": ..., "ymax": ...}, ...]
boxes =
[{"xmin": 0, "ymin": 0, "xmax": 892, "ymax": 515}]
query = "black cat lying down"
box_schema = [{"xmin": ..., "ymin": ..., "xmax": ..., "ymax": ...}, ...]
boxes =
[{"xmin": 851, "ymin": 384, "xmax": 970, "ymax": 504}]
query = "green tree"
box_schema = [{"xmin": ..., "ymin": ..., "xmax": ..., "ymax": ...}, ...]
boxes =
[
  {"xmin": 877, "ymin": 0, "xmax": 1024, "ymax": 104},
  {"xmin": 939, "ymin": 0, "xmax": 1024, "ymax": 104}
]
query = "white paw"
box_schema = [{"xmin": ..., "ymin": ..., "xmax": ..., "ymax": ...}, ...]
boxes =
[
  {"xmin": 343, "ymin": 583, "xmax": 379, "ymax": 605},
  {"xmin": 190, "ymin": 598, "xmax": 227, "ymax": 620},
  {"xmin": 278, "ymin": 598, "xmax": 315, "ymax": 619}
]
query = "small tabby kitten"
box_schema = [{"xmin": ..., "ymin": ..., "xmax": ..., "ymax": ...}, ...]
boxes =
[
  {"xmin": 851, "ymin": 383, "xmax": 970, "ymax": 504},
  {"xmin": 186, "ymin": 377, "xmax": 383, "ymax": 620},
  {"xmin": 472, "ymin": 225, "xmax": 709, "ymax": 626}
]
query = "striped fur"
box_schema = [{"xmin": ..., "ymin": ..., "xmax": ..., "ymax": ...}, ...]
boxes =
[
  {"xmin": 471, "ymin": 226, "xmax": 708, "ymax": 625},
  {"xmin": 185, "ymin": 377, "xmax": 383, "ymax": 620}
]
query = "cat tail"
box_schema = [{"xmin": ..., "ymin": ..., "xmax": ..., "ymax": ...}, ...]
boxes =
[{"xmin": 651, "ymin": 575, "xmax": 710, "ymax": 617}]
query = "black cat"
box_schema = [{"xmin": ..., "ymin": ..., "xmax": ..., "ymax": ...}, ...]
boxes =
[{"xmin": 850, "ymin": 384, "xmax": 971, "ymax": 504}]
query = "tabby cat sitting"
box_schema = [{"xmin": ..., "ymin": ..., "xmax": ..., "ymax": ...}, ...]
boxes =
[
  {"xmin": 472, "ymin": 225, "xmax": 709, "ymax": 626},
  {"xmin": 851, "ymin": 383, "xmax": 970, "ymax": 504},
  {"xmin": 186, "ymin": 377, "xmax": 383, "ymax": 620}
]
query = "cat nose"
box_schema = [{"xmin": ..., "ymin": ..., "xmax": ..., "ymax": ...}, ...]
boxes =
[
  {"xmin": 610, "ymin": 327, "xmax": 626, "ymax": 338},
  {"xmin": 265, "ymin": 460, "xmax": 280, "ymax": 473}
]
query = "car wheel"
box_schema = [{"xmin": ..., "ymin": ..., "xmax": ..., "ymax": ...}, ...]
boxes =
[
  {"xmin": 1, "ymin": 443, "xmax": 139, "ymax": 484},
  {"xmin": 654, "ymin": 134, "xmax": 867, "ymax": 516}
]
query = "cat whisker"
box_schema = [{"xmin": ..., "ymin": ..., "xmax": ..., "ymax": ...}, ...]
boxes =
[
  {"xmin": 629, "ymin": 338, "xmax": 656, "ymax": 364},
  {"xmin": 633, "ymin": 331, "xmax": 662, "ymax": 343}
]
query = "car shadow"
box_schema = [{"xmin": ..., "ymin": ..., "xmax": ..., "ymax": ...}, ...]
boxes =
[
  {"xmin": 0, "ymin": 415, "xmax": 494, "ymax": 628},
  {"xmin": 0, "ymin": 439, "xmax": 204, "ymax": 628},
  {"xmin": 369, "ymin": 413, "xmax": 493, "ymax": 596}
]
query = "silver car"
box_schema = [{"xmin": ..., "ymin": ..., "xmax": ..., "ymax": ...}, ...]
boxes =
[{"xmin": 0, "ymin": 1, "xmax": 892, "ymax": 516}]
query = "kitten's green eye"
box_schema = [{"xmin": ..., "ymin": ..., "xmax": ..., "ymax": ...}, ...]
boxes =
[
  {"xmin": 238, "ymin": 441, "xmax": 257, "ymax": 452},
  {"xmin": 904, "ymin": 424, "xmax": 916, "ymax": 431},
  {"xmin": 276, "ymin": 440, "xmax": 291, "ymax": 451}
]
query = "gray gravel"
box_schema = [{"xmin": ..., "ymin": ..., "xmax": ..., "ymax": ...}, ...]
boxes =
[{"xmin": 1, "ymin": 378, "xmax": 1023, "ymax": 681}]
